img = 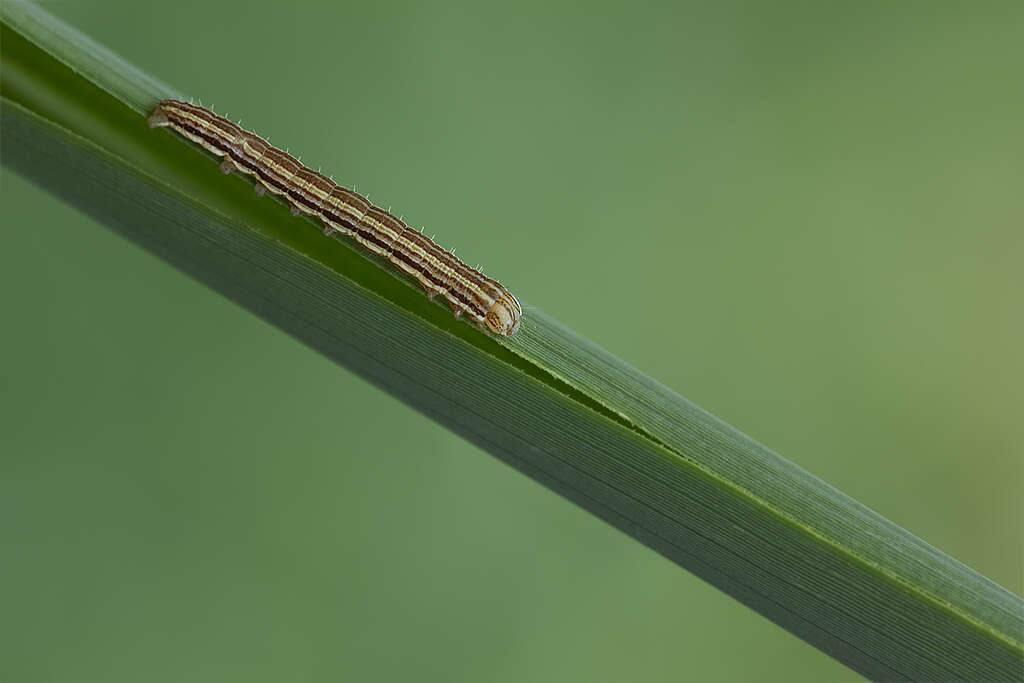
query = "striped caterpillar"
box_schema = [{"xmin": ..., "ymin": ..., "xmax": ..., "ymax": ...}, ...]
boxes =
[{"xmin": 148, "ymin": 100, "xmax": 522, "ymax": 336}]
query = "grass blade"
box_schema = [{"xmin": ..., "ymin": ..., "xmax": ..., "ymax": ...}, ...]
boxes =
[{"xmin": 3, "ymin": 3, "xmax": 1021, "ymax": 680}]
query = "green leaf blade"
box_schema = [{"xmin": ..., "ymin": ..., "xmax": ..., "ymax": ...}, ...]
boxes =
[{"xmin": 3, "ymin": 3, "xmax": 1021, "ymax": 680}]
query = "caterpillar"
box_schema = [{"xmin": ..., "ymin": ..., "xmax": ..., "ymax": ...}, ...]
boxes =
[{"xmin": 148, "ymin": 100, "xmax": 522, "ymax": 336}]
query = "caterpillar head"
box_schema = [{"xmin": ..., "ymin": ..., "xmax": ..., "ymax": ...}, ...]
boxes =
[{"xmin": 484, "ymin": 292, "xmax": 522, "ymax": 337}]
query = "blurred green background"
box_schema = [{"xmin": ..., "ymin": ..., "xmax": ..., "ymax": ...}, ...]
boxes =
[{"xmin": 2, "ymin": 1, "xmax": 1021, "ymax": 681}]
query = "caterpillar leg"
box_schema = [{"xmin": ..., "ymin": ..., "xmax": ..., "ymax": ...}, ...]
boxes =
[
  {"xmin": 418, "ymin": 280, "xmax": 438, "ymax": 300},
  {"xmin": 219, "ymin": 159, "xmax": 235, "ymax": 175},
  {"xmin": 147, "ymin": 106, "xmax": 169, "ymax": 129}
]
